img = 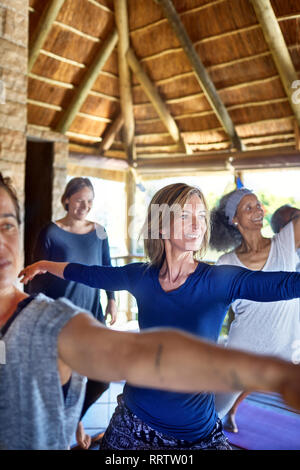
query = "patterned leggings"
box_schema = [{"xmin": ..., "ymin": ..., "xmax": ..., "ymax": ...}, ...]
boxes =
[{"xmin": 101, "ymin": 395, "xmax": 231, "ymax": 450}]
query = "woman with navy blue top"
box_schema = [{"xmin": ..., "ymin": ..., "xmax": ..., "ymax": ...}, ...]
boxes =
[
  {"xmin": 20, "ymin": 183, "xmax": 300, "ymax": 450},
  {"xmin": 27, "ymin": 177, "xmax": 117, "ymax": 449}
]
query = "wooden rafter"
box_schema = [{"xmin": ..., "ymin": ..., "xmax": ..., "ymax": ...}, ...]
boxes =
[
  {"xmin": 155, "ymin": 0, "xmax": 244, "ymax": 151},
  {"xmin": 136, "ymin": 148, "xmax": 300, "ymax": 174},
  {"xmin": 28, "ymin": 0, "xmax": 66, "ymax": 72},
  {"xmin": 56, "ymin": 28, "xmax": 118, "ymax": 134},
  {"xmin": 114, "ymin": 0, "xmax": 136, "ymax": 164},
  {"xmin": 98, "ymin": 113, "xmax": 124, "ymax": 154},
  {"xmin": 250, "ymin": 0, "xmax": 300, "ymax": 126},
  {"xmin": 126, "ymin": 48, "xmax": 191, "ymax": 154}
]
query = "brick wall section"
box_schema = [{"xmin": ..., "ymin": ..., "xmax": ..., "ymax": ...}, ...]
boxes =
[
  {"xmin": 27, "ymin": 125, "xmax": 69, "ymax": 221},
  {"xmin": 0, "ymin": 0, "xmax": 28, "ymax": 210},
  {"xmin": 0, "ymin": 1, "xmax": 69, "ymax": 224}
]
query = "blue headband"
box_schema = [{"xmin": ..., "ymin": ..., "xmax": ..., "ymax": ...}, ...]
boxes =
[{"xmin": 225, "ymin": 188, "xmax": 253, "ymax": 225}]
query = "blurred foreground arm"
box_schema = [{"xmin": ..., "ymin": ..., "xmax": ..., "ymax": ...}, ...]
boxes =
[{"xmin": 58, "ymin": 313, "xmax": 300, "ymax": 412}]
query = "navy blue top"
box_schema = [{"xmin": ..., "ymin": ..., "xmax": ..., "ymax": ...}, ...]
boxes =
[
  {"xmin": 28, "ymin": 222, "xmax": 114, "ymax": 322},
  {"xmin": 64, "ymin": 261, "xmax": 300, "ymax": 441}
]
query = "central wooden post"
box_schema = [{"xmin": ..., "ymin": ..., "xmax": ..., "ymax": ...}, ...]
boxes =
[
  {"xmin": 125, "ymin": 168, "xmax": 136, "ymax": 320},
  {"xmin": 114, "ymin": 0, "xmax": 136, "ymax": 164}
]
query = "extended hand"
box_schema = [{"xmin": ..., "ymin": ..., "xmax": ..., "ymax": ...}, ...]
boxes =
[
  {"xmin": 105, "ymin": 299, "xmax": 118, "ymax": 325},
  {"xmin": 18, "ymin": 262, "xmax": 47, "ymax": 284}
]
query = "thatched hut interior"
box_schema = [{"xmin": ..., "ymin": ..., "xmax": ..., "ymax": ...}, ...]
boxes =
[
  {"xmin": 1, "ymin": 0, "xmax": 299, "ymax": 251},
  {"xmin": 1, "ymin": 0, "xmax": 300, "ymax": 451}
]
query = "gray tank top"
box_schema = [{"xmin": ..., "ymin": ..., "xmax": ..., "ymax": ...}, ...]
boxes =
[{"xmin": 0, "ymin": 294, "xmax": 87, "ymax": 449}]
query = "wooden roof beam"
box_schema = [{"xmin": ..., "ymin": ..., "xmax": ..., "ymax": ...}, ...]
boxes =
[
  {"xmin": 114, "ymin": 0, "xmax": 136, "ymax": 164},
  {"xmin": 126, "ymin": 48, "xmax": 191, "ymax": 155},
  {"xmin": 250, "ymin": 0, "xmax": 300, "ymax": 127},
  {"xmin": 155, "ymin": 0, "xmax": 244, "ymax": 151},
  {"xmin": 294, "ymin": 119, "xmax": 300, "ymax": 151},
  {"xmin": 28, "ymin": 0, "xmax": 66, "ymax": 72},
  {"xmin": 56, "ymin": 28, "xmax": 118, "ymax": 134},
  {"xmin": 98, "ymin": 113, "xmax": 124, "ymax": 154},
  {"xmin": 136, "ymin": 148, "xmax": 300, "ymax": 174}
]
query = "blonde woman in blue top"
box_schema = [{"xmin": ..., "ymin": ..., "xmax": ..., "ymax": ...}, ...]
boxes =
[
  {"xmin": 20, "ymin": 183, "xmax": 300, "ymax": 450},
  {"xmin": 6, "ymin": 174, "xmax": 300, "ymax": 449}
]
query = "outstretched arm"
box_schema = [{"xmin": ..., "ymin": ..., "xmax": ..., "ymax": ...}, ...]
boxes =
[
  {"xmin": 19, "ymin": 260, "xmax": 68, "ymax": 284},
  {"xmin": 58, "ymin": 313, "xmax": 300, "ymax": 412},
  {"xmin": 19, "ymin": 261, "xmax": 133, "ymax": 293}
]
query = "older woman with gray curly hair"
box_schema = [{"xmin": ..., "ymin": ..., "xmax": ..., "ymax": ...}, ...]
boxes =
[{"xmin": 210, "ymin": 188, "xmax": 300, "ymax": 433}]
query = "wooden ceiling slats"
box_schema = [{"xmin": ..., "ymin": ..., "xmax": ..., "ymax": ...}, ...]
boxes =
[
  {"xmin": 27, "ymin": 103, "xmax": 59, "ymax": 128},
  {"xmin": 92, "ymin": 74, "xmax": 120, "ymax": 97},
  {"xmin": 68, "ymin": 115, "xmax": 108, "ymax": 136},
  {"xmin": 219, "ymin": 76, "xmax": 285, "ymax": 104},
  {"xmin": 27, "ymin": 0, "xmax": 300, "ymax": 159},
  {"xmin": 87, "ymin": 0, "xmax": 114, "ymax": 13},
  {"xmin": 55, "ymin": 28, "xmax": 118, "ymax": 133},
  {"xmin": 129, "ymin": 0, "xmax": 251, "ymax": 35},
  {"xmin": 42, "ymin": 26, "xmax": 108, "ymax": 66},
  {"xmin": 132, "ymin": 44, "xmax": 299, "ymax": 88},
  {"xmin": 31, "ymin": 54, "xmax": 85, "ymax": 85},
  {"xmin": 77, "ymin": 112, "xmax": 111, "ymax": 123},
  {"xmin": 271, "ymin": 0, "xmax": 300, "ymax": 17},
  {"xmin": 236, "ymin": 116, "xmax": 294, "ymax": 138},
  {"xmin": 80, "ymin": 95, "xmax": 119, "ymax": 118},
  {"xmin": 173, "ymin": 114, "xmax": 221, "ymax": 133},
  {"xmin": 136, "ymin": 26, "xmax": 266, "ymax": 64},
  {"xmin": 66, "ymin": 131, "xmax": 102, "ymax": 142},
  {"xmin": 156, "ymin": 0, "xmax": 244, "ymax": 150},
  {"xmin": 28, "ymin": 79, "xmax": 72, "ymax": 108},
  {"xmin": 131, "ymin": 52, "xmax": 277, "ymax": 91},
  {"xmin": 28, "ymin": 73, "xmax": 75, "ymax": 89},
  {"xmin": 229, "ymin": 101, "xmax": 292, "ymax": 125},
  {"xmin": 182, "ymin": 129, "xmax": 226, "ymax": 144},
  {"xmin": 132, "ymin": 77, "xmax": 287, "ymax": 118},
  {"xmin": 53, "ymin": 20, "xmax": 101, "ymax": 42},
  {"xmin": 29, "ymin": 0, "xmax": 66, "ymax": 72},
  {"xmin": 134, "ymin": 133, "xmax": 174, "ymax": 146},
  {"xmin": 56, "ymin": 0, "xmax": 114, "ymax": 38},
  {"xmin": 135, "ymin": 120, "xmax": 173, "ymax": 135},
  {"xmin": 126, "ymin": 47, "xmax": 188, "ymax": 152},
  {"xmin": 130, "ymin": 30, "xmax": 271, "ymax": 84}
]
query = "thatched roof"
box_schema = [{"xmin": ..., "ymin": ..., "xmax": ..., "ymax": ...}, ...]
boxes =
[{"xmin": 28, "ymin": 0, "xmax": 300, "ymax": 175}]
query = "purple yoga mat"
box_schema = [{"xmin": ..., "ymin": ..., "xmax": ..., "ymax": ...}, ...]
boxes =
[{"xmin": 224, "ymin": 401, "xmax": 300, "ymax": 450}]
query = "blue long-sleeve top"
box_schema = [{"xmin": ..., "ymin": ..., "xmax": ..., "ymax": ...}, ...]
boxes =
[
  {"xmin": 28, "ymin": 223, "xmax": 115, "ymax": 322},
  {"xmin": 64, "ymin": 261, "xmax": 300, "ymax": 441}
]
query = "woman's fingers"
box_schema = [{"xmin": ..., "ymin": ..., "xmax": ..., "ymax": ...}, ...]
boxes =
[{"xmin": 18, "ymin": 267, "xmax": 46, "ymax": 284}]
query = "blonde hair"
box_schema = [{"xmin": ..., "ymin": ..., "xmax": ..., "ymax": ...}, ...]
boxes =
[{"xmin": 143, "ymin": 183, "xmax": 210, "ymax": 267}]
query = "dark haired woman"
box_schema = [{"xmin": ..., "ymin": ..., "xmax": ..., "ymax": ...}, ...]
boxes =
[
  {"xmin": 28, "ymin": 177, "xmax": 117, "ymax": 449},
  {"xmin": 21, "ymin": 182, "xmax": 300, "ymax": 450},
  {"xmin": 210, "ymin": 188, "xmax": 300, "ymax": 432}
]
